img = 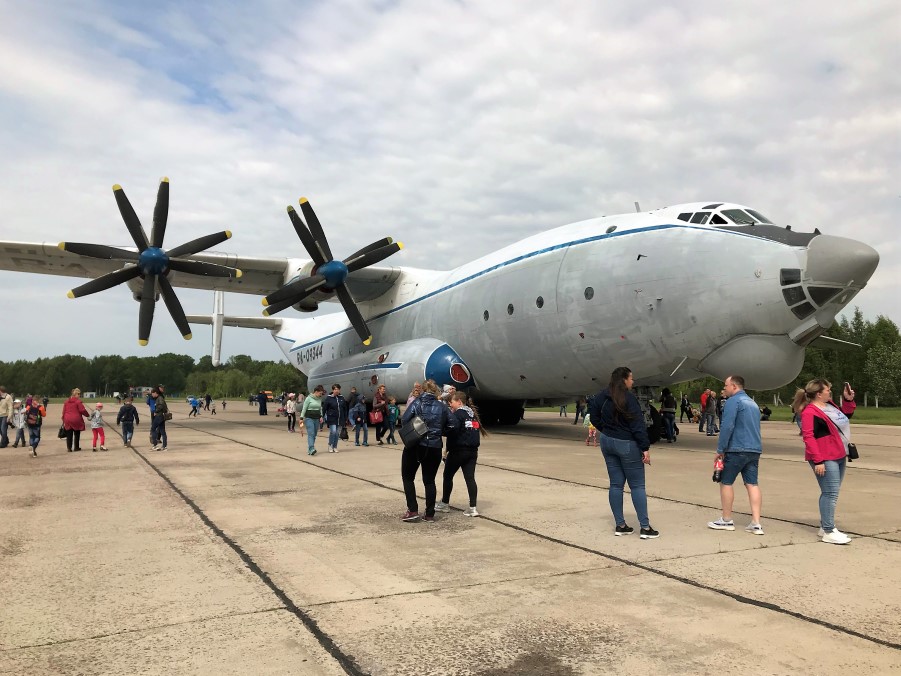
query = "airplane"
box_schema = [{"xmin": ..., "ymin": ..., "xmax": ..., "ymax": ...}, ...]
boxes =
[{"xmin": 0, "ymin": 179, "xmax": 880, "ymax": 425}]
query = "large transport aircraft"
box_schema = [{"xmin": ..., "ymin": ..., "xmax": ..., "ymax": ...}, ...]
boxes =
[{"xmin": 0, "ymin": 180, "xmax": 880, "ymax": 424}]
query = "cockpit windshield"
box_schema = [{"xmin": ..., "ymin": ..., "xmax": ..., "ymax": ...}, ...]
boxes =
[{"xmin": 722, "ymin": 208, "xmax": 774, "ymax": 225}]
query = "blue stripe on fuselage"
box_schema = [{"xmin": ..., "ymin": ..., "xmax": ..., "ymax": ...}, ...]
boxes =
[{"xmin": 289, "ymin": 223, "xmax": 776, "ymax": 351}]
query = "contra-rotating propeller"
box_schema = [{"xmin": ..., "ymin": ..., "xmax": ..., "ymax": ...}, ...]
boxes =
[
  {"xmin": 261, "ymin": 197, "xmax": 403, "ymax": 345},
  {"xmin": 60, "ymin": 178, "xmax": 242, "ymax": 345}
]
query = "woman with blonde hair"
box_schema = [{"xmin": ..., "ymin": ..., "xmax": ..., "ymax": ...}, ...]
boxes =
[
  {"xmin": 61, "ymin": 388, "xmax": 90, "ymax": 452},
  {"xmin": 793, "ymin": 379, "xmax": 857, "ymax": 545}
]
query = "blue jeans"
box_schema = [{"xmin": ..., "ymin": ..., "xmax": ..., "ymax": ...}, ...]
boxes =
[
  {"xmin": 705, "ymin": 413, "xmax": 717, "ymax": 435},
  {"xmin": 304, "ymin": 418, "xmax": 320, "ymax": 452},
  {"xmin": 599, "ymin": 433, "xmax": 649, "ymax": 529},
  {"xmin": 29, "ymin": 426, "xmax": 41, "ymax": 449},
  {"xmin": 355, "ymin": 423, "xmax": 368, "ymax": 445},
  {"xmin": 121, "ymin": 422, "xmax": 134, "ymax": 444},
  {"xmin": 151, "ymin": 417, "xmax": 167, "ymax": 447},
  {"xmin": 328, "ymin": 423, "xmax": 340, "ymax": 449},
  {"xmin": 809, "ymin": 458, "xmax": 846, "ymax": 532},
  {"xmin": 661, "ymin": 412, "xmax": 675, "ymax": 442},
  {"xmin": 0, "ymin": 416, "xmax": 8, "ymax": 447},
  {"xmin": 721, "ymin": 452, "xmax": 760, "ymax": 486}
]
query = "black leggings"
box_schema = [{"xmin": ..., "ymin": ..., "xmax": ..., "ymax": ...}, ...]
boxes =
[
  {"xmin": 65, "ymin": 429, "xmax": 82, "ymax": 451},
  {"xmin": 401, "ymin": 445, "xmax": 442, "ymax": 517},
  {"xmin": 286, "ymin": 412, "xmax": 296, "ymax": 432},
  {"xmin": 442, "ymin": 448, "xmax": 478, "ymax": 507}
]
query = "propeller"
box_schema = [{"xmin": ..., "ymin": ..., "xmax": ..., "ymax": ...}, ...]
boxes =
[
  {"xmin": 60, "ymin": 178, "xmax": 242, "ymax": 345},
  {"xmin": 262, "ymin": 197, "xmax": 403, "ymax": 345}
]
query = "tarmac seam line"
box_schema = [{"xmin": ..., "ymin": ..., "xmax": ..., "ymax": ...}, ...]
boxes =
[
  {"xmin": 0, "ymin": 606, "xmax": 285, "ymax": 652},
  {"xmin": 128, "ymin": 445, "xmax": 368, "ymax": 676},
  {"xmin": 165, "ymin": 424, "xmax": 901, "ymax": 651},
  {"xmin": 305, "ymin": 565, "xmax": 620, "ymax": 608}
]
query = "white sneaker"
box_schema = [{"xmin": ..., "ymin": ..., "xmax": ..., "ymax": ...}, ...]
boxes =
[
  {"xmin": 744, "ymin": 523, "xmax": 765, "ymax": 535},
  {"xmin": 464, "ymin": 506, "xmax": 480, "ymax": 517},
  {"xmin": 818, "ymin": 527, "xmax": 848, "ymax": 539},
  {"xmin": 821, "ymin": 530, "xmax": 851, "ymax": 545},
  {"xmin": 434, "ymin": 502, "xmax": 450, "ymax": 513},
  {"xmin": 707, "ymin": 518, "xmax": 735, "ymax": 531}
]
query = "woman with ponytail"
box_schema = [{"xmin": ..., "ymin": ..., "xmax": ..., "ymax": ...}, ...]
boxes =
[
  {"xmin": 794, "ymin": 379, "xmax": 857, "ymax": 545},
  {"xmin": 588, "ymin": 367, "xmax": 658, "ymax": 539},
  {"xmin": 435, "ymin": 392, "xmax": 486, "ymax": 517}
]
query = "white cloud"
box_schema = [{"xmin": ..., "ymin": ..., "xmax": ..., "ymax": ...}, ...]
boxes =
[{"xmin": 0, "ymin": 0, "xmax": 898, "ymax": 366}]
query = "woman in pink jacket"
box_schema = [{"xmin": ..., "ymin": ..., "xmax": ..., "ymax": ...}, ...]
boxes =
[
  {"xmin": 61, "ymin": 388, "xmax": 90, "ymax": 452},
  {"xmin": 793, "ymin": 379, "xmax": 856, "ymax": 545}
]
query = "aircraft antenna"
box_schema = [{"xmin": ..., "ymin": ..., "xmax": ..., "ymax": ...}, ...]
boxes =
[{"xmin": 634, "ymin": 201, "xmax": 641, "ymax": 213}]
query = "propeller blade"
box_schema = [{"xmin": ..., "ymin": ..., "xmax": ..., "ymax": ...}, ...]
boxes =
[
  {"xmin": 298, "ymin": 198, "xmax": 333, "ymax": 261},
  {"xmin": 167, "ymin": 259, "xmax": 242, "ymax": 278},
  {"xmin": 263, "ymin": 274, "xmax": 327, "ymax": 307},
  {"xmin": 59, "ymin": 242, "xmax": 139, "ymax": 262},
  {"xmin": 157, "ymin": 275, "xmax": 192, "ymax": 339},
  {"xmin": 345, "ymin": 241, "xmax": 403, "ymax": 273},
  {"xmin": 335, "ymin": 284, "xmax": 372, "ymax": 345},
  {"xmin": 138, "ymin": 274, "xmax": 157, "ymax": 346},
  {"xmin": 287, "ymin": 206, "xmax": 327, "ymax": 267},
  {"xmin": 151, "ymin": 177, "xmax": 169, "ymax": 248},
  {"xmin": 167, "ymin": 230, "xmax": 232, "ymax": 258},
  {"xmin": 68, "ymin": 266, "xmax": 141, "ymax": 299},
  {"xmin": 261, "ymin": 296, "xmax": 302, "ymax": 316},
  {"xmin": 113, "ymin": 184, "xmax": 149, "ymax": 250},
  {"xmin": 344, "ymin": 237, "xmax": 393, "ymax": 262}
]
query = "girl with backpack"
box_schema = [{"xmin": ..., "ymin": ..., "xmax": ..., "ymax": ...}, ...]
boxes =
[{"xmin": 435, "ymin": 391, "xmax": 485, "ymax": 517}]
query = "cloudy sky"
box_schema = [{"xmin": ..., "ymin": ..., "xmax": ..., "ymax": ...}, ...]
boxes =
[{"xmin": 0, "ymin": 1, "xmax": 898, "ymax": 365}]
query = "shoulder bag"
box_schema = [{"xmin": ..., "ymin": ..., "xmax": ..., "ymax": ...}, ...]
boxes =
[{"xmin": 400, "ymin": 414, "xmax": 428, "ymax": 449}]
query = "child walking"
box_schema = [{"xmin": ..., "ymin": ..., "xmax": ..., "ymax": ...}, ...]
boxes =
[
  {"xmin": 12, "ymin": 400, "xmax": 27, "ymax": 448},
  {"xmin": 386, "ymin": 397, "xmax": 400, "ymax": 445},
  {"xmin": 90, "ymin": 403, "xmax": 108, "ymax": 451},
  {"xmin": 583, "ymin": 413, "xmax": 598, "ymax": 446},
  {"xmin": 116, "ymin": 396, "xmax": 139, "ymax": 447}
]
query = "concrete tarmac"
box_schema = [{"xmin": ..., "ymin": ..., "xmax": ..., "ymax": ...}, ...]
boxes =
[{"xmin": 1, "ymin": 405, "xmax": 899, "ymax": 675}]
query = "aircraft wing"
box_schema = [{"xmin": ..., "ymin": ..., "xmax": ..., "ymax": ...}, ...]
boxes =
[{"xmin": 0, "ymin": 240, "xmax": 403, "ymax": 302}]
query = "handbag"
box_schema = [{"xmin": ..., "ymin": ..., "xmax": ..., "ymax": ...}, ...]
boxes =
[
  {"xmin": 369, "ymin": 410, "xmax": 384, "ymax": 425},
  {"xmin": 164, "ymin": 412, "xmax": 173, "ymax": 421},
  {"xmin": 399, "ymin": 414, "xmax": 428, "ymax": 448},
  {"xmin": 58, "ymin": 425, "xmax": 67, "ymax": 439},
  {"xmin": 835, "ymin": 425, "xmax": 859, "ymax": 462},
  {"xmin": 339, "ymin": 425, "xmax": 349, "ymax": 441}
]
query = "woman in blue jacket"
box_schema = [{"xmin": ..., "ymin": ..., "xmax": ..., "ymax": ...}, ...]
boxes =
[
  {"xmin": 588, "ymin": 367, "xmax": 659, "ymax": 539},
  {"xmin": 399, "ymin": 379, "xmax": 457, "ymax": 522}
]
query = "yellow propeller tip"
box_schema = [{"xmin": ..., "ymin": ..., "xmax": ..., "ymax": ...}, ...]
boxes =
[
  {"xmin": 183, "ymin": 333, "xmax": 192, "ymax": 340},
  {"xmin": 261, "ymin": 298, "xmax": 269, "ymax": 307},
  {"xmin": 397, "ymin": 242, "xmax": 404, "ymax": 250},
  {"xmin": 235, "ymin": 269, "xmax": 243, "ymax": 278},
  {"xmin": 363, "ymin": 337, "xmax": 372, "ymax": 346},
  {"xmin": 262, "ymin": 309, "xmax": 271, "ymax": 317},
  {"xmin": 138, "ymin": 339, "xmax": 148, "ymax": 347},
  {"xmin": 160, "ymin": 176, "xmax": 169, "ymax": 183},
  {"xmin": 112, "ymin": 184, "xmax": 122, "ymax": 191},
  {"xmin": 58, "ymin": 242, "xmax": 66, "ymax": 251},
  {"xmin": 287, "ymin": 205, "xmax": 295, "ymax": 213},
  {"xmin": 299, "ymin": 197, "xmax": 308, "ymax": 205},
  {"xmin": 66, "ymin": 290, "xmax": 75, "ymax": 299},
  {"xmin": 224, "ymin": 230, "xmax": 232, "ymax": 239}
]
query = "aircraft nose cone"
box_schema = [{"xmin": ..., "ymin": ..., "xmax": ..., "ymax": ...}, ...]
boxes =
[
  {"xmin": 318, "ymin": 259, "xmax": 349, "ymax": 288},
  {"xmin": 806, "ymin": 234, "xmax": 879, "ymax": 287}
]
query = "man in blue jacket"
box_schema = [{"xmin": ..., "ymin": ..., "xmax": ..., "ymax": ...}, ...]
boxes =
[{"xmin": 707, "ymin": 375, "xmax": 765, "ymax": 535}]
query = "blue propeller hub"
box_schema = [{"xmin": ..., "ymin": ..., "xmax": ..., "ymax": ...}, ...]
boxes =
[
  {"xmin": 138, "ymin": 247, "xmax": 170, "ymax": 276},
  {"xmin": 318, "ymin": 259, "xmax": 349, "ymax": 288}
]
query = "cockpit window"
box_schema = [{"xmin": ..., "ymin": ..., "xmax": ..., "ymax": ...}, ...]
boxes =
[
  {"xmin": 677, "ymin": 213, "xmax": 692, "ymax": 222},
  {"xmin": 710, "ymin": 214, "xmax": 728, "ymax": 225},
  {"xmin": 745, "ymin": 209, "xmax": 774, "ymax": 224},
  {"xmin": 722, "ymin": 209, "xmax": 757, "ymax": 225},
  {"xmin": 690, "ymin": 212, "xmax": 710, "ymax": 224}
]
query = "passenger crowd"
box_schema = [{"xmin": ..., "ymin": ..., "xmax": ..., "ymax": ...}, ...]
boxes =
[{"xmin": 1, "ymin": 368, "xmax": 859, "ymax": 544}]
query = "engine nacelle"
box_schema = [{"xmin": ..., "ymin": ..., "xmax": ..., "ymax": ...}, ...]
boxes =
[{"xmin": 306, "ymin": 338, "xmax": 475, "ymax": 400}]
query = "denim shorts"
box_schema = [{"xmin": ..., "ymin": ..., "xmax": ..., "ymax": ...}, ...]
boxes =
[{"xmin": 720, "ymin": 452, "xmax": 760, "ymax": 486}]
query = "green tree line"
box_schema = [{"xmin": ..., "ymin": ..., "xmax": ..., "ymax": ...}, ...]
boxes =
[{"xmin": 0, "ymin": 354, "xmax": 307, "ymax": 399}]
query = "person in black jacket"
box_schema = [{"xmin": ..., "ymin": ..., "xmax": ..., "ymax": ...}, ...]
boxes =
[
  {"xmin": 435, "ymin": 392, "xmax": 485, "ymax": 517},
  {"xmin": 116, "ymin": 396, "xmax": 140, "ymax": 447},
  {"xmin": 321, "ymin": 384, "xmax": 347, "ymax": 453},
  {"xmin": 588, "ymin": 367, "xmax": 659, "ymax": 539},
  {"xmin": 399, "ymin": 379, "xmax": 458, "ymax": 522}
]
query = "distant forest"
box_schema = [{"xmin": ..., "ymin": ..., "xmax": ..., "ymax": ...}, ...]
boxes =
[{"xmin": 1, "ymin": 309, "xmax": 898, "ymax": 405}]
